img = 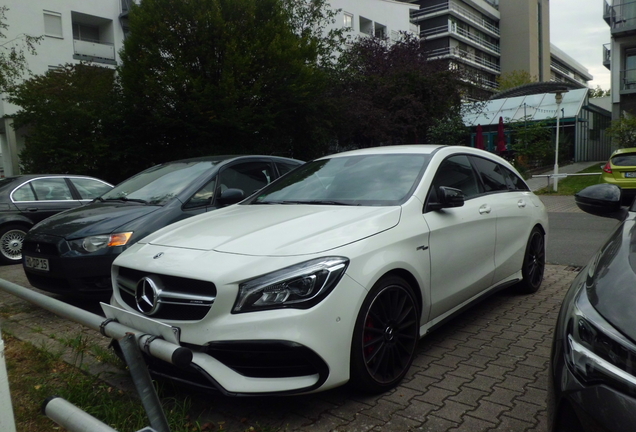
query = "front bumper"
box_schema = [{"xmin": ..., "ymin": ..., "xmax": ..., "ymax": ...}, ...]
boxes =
[
  {"xmin": 22, "ymin": 233, "xmax": 118, "ymax": 296},
  {"xmin": 109, "ymin": 247, "xmax": 369, "ymax": 395}
]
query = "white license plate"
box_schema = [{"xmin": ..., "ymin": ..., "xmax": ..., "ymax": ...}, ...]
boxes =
[
  {"xmin": 24, "ymin": 256, "xmax": 49, "ymax": 271},
  {"xmin": 626, "ymin": 172, "xmax": 636, "ymax": 178}
]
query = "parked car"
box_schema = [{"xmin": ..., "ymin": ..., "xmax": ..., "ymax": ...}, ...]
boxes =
[
  {"xmin": 0, "ymin": 174, "xmax": 112, "ymax": 264},
  {"xmin": 600, "ymin": 147, "xmax": 636, "ymax": 205},
  {"xmin": 549, "ymin": 182, "xmax": 636, "ymax": 432},
  {"xmin": 106, "ymin": 145, "xmax": 548, "ymax": 395},
  {"xmin": 22, "ymin": 155, "xmax": 302, "ymax": 297}
]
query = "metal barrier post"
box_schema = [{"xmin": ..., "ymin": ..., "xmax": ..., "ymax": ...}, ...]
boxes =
[
  {"xmin": 119, "ymin": 334, "xmax": 170, "ymax": 432},
  {"xmin": 43, "ymin": 397, "xmax": 119, "ymax": 432},
  {"xmin": 0, "ymin": 328, "xmax": 17, "ymax": 432}
]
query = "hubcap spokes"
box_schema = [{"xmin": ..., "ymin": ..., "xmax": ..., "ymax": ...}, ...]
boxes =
[
  {"xmin": 362, "ymin": 286, "xmax": 418, "ymax": 384},
  {"xmin": 526, "ymin": 234, "xmax": 545, "ymax": 286},
  {"xmin": 1, "ymin": 231, "xmax": 24, "ymax": 260}
]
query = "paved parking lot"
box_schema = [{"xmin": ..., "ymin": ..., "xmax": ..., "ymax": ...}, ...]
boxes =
[{"xmin": 0, "ymin": 263, "xmax": 578, "ymax": 431}]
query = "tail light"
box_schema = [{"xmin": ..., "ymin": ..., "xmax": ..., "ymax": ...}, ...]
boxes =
[{"xmin": 603, "ymin": 162, "xmax": 613, "ymax": 174}]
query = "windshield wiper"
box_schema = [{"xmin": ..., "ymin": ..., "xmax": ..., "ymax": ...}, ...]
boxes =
[
  {"xmin": 104, "ymin": 197, "xmax": 148, "ymax": 204},
  {"xmin": 256, "ymin": 200, "xmax": 354, "ymax": 206}
]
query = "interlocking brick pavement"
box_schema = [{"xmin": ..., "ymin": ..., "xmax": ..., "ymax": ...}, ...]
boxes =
[{"xmin": 0, "ymin": 263, "xmax": 578, "ymax": 431}]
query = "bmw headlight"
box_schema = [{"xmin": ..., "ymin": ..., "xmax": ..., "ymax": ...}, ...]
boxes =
[
  {"xmin": 70, "ymin": 232, "xmax": 133, "ymax": 253},
  {"xmin": 233, "ymin": 257, "xmax": 349, "ymax": 313},
  {"xmin": 563, "ymin": 284, "xmax": 636, "ymax": 395}
]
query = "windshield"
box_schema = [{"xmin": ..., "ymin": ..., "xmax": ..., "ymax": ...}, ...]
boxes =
[
  {"xmin": 251, "ymin": 154, "xmax": 429, "ymax": 206},
  {"xmin": 102, "ymin": 161, "xmax": 218, "ymax": 205}
]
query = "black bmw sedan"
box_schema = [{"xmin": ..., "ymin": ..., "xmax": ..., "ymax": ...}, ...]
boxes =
[
  {"xmin": 0, "ymin": 174, "xmax": 112, "ymax": 264},
  {"xmin": 549, "ymin": 183, "xmax": 636, "ymax": 432},
  {"xmin": 22, "ymin": 155, "xmax": 302, "ymax": 297}
]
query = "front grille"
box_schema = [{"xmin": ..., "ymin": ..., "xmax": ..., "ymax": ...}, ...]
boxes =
[
  {"xmin": 23, "ymin": 240, "xmax": 59, "ymax": 256},
  {"xmin": 197, "ymin": 341, "xmax": 328, "ymax": 379},
  {"xmin": 116, "ymin": 266, "xmax": 216, "ymax": 321}
]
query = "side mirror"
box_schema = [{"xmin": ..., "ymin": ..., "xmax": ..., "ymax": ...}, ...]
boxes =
[
  {"xmin": 217, "ymin": 188, "xmax": 244, "ymax": 206},
  {"xmin": 428, "ymin": 186, "xmax": 465, "ymax": 211},
  {"xmin": 575, "ymin": 184, "xmax": 626, "ymax": 220}
]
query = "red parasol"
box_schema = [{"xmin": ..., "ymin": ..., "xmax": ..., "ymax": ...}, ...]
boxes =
[
  {"xmin": 475, "ymin": 124, "xmax": 485, "ymax": 150},
  {"xmin": 496, "ymin": 116, "xmax": 507, "ymax": 153}
]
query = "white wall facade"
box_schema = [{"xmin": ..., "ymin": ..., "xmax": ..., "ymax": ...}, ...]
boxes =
[
  {"xmin": 1, "ymin": 0, "xmax": 125, "ymax": 175},
  {"xmin": 328, "ymin": 0, "xmax": 418, "ymax": 42}
]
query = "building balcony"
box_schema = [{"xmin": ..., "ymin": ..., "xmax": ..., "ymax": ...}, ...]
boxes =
[
  {"xmin": 427, "ymin": 46, "xmax": 500, "ymax": 74},
  {"xmin": 605, "ymin": 1, "xmax": 636, "ymax": 37},
  {"xmin": 73, "ymin": 39, "xmax": 116, "ymax": 65},
  {"xmin": 421, "ymin": 24, "xmax": 500, "ymax": 55},
  {"xmin": 620, "ymin": 68, "xmax": 636, "ymax": 93},
  {"xmin": 603, "ymin": 43, "xmax": 611, "ymax": 70},
  {"xmin": 410, "ymin": 1, "xmax": 500, "ymax": 37}
]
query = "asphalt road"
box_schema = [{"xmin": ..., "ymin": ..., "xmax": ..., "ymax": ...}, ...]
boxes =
[{"xmin": 546, "ymin": 211, "xmax": 619, "ymax": 268}]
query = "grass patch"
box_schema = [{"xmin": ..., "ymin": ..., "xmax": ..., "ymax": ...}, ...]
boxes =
[
  {"xmin": 4, "ymin": 334, "xmax": 220, "ymax": 431},
  {"xmin": 533, "ymin": 163, "xmax": 603, "ymax": 196}
]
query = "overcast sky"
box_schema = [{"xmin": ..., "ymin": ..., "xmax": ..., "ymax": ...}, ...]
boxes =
[{"xmin": 550, "ymin": 1, "xmax": 611, "ymax": 90}]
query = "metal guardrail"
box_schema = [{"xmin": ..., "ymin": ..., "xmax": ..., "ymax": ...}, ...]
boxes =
[
  {"xmin": 0, "ymin": 277, "xmax": 188, "ymax": 432},
  {"xmin": 532, "ymin": 172, "xmax": 600, "ymax": 188}
]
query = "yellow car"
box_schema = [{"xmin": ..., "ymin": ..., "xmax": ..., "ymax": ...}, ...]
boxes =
[{"xmin": 600, "ymin": 147, "xmax": 636, "ymax": 204}]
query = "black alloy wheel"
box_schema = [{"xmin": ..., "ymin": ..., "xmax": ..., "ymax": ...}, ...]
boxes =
[
  {"xmin": 350, "ymin": 276, "xmax": 419, "ymax": 393},
  {"xmin": 516, "ymin": 227, "xmax": 545, "ymax": 294}
]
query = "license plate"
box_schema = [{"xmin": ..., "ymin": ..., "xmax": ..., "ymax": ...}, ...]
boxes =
[
  {"xmin": 24, "ymin": 256, "xmax": 49, "ymax": 271},
  {"xmin": 626, "ymin": 172, "xmax": 636, "ymax": 178}
]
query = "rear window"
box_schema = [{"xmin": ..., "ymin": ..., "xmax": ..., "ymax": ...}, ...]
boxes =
[{"xmin": 611, "ymin": 154, "xmax": 636, "ymax": 166}]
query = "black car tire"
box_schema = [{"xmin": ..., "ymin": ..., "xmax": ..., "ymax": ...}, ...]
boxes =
[
  {"xmin": 0, "ymin": 224, "xmax": 28, "ymax": 264},
  {"xmin": 516, "ymin": 226, "xmax": 545, "ymax": 294},
  {"xmin": 350, "ymin": 275, "xmax": 419, "ymax": 393}
]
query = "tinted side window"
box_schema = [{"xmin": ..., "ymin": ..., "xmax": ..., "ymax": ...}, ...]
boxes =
[
  {"xmin": 276, "ymin": 162, "xmax": 299, "ymax": 176},
  {"xmin": 12, "ymin": 183, "xmax": 36, "ymax": 202},
  {"xmin": 502, "ymin": 167, "xmax": 529, "ymax": 191},
  {"xmin": 30, "ymin": 178, "xmax": 73, "ymax": 201},
  {"xmin": 184, "ymin": 177, "xmax": 217, "ymax": 209},
  {"xmin": 70, "ymin": 178, "xmax": 112, "ymax": 199},
  {"xmin": 471, "ymin": 157, "xmax": 508, "ymax": 192},
  {"xmin": 430, "ymin": 155, "xmax": 481, "ymax": 200},
  {"xmin": 219, "ymin": 162, "xmax": 275, "ymax": 196}
]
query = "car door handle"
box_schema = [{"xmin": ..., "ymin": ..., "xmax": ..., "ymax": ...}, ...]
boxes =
[
  {"xmin": 479, "ymin": 205, "xmax": 491, "ymax": 214},
  {"xmin": 518, "ymin": 200, "xmax": 526, "ymax": 208},
  {"xmin": 26, "ymin": 207, "xmax": 38, "ymax": 212}
]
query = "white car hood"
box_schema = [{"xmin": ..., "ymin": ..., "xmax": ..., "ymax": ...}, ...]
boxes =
[{"xmin": 146, "ymin": 204, "xmax": 401, "ymax": 256}]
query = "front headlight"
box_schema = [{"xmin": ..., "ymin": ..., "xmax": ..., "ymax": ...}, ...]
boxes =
[
  {"xmin": 233, "ymin": 257, "xmax": 349, "ymax": 313},
  {"xmin": 70, "ymin": 232, "xmax": 133, "ymax": 253},
  {"xmin": 564, "ymin": 285, "xmax": 636, "ymax": 395}
]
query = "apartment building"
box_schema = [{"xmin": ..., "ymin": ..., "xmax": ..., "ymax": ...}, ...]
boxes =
[
  {"xmin": 604, "ymin": 0, "xmax": 636, "ymax": 119},
  {"xmin": 0, "ymin": 0, "xmax": 127, "ymax": 176},
  {"xmin": 410, "ymin": 0, "xmax": 592, "ymax": 99}
]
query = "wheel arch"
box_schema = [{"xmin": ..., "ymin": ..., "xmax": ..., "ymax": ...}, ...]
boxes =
[{"xmin": 376, "ymin": 268, "xmax": 424, "ymax": 317}]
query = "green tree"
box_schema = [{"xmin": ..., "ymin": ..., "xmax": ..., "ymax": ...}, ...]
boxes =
[
  {"xmin": 495, "ymin": 70, "xmax": 537, "ymax": 92},
  {"xmin": 589, "ymin": 85, "xmax": 610, "ymax": 98},
  {"xmin": 329, "ymin": 33, "xmax": 467, "ymax": 147},
  {"xmin": 118, "ymin": 0, "xmax": 338, "ymax": 163},
  {"xmin": 507, "ymin": 117, "xmax": 554, "ymax": 169},
  {"xmin": 427, "ymin": 107, "xmax": 469, "ymax": 145},
  {"xmin": 607, "ymin": 115, "xmax": 636, "ymax": 148},
  {"xmin": 0, "ymin": 6, "xmax": 42, "ymax": 92},
  {"xmin": 6, "ymin": 64, "xmax": 125, "ymax": 182}
]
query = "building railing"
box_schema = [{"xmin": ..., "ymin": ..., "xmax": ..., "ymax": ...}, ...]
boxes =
[
  {"xmin": 73, "ymin": 39, "xmax": 115, "ymax": 61},
  {"xmin": 420, "ymin": 23, "xmax": 500, "ymax": 54},
  {"xmin": 606, "ymin": 1, "xmax": 636, "ymax": 32},
  {"xmin": 550, "ymin": 61, "xmax": 575, "ymax": 78},
  {"xmin": 410, "ymin": 1, "xmax": 500, "ymax": 36},
  {"xmin": 603, "ymin": 43, "xmax": 611, "ymax": 68},
  {"xmin": 427, "ymin": 46, "xmax": 501, "ymax": 73},
  {"xmin": 620, "ymin": 68, "xmax": 636, "ymax": 90}
]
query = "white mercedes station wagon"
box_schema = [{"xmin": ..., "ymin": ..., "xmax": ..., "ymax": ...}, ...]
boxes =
[{"xmin": 108, "ymin": 145, "xmax": 548, "ymax": 395}]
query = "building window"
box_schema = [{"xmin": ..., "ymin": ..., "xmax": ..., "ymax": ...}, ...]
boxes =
[
  {"xmin": 43, "ymin": 11, "xmax": 63, "ymax": 38},
  {"xmin": 344, "ymin": 13, "xmax": 353, "ymax": 29},
  {"xmin": 73, "ymin": 23, "xmax": 100, "ymax": 43}
]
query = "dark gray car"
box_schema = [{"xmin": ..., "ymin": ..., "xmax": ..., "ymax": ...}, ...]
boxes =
[{"xmin": 22, "ymin": 155, "xmax": 302, "ymax": 297}]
